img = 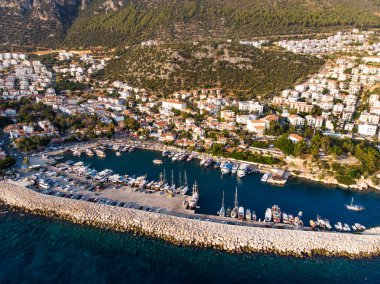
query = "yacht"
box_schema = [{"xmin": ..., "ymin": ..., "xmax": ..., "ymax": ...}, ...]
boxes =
[
  {"xmin": 231, "ymin": 163, "xmax": 239, "ymax": 174},
  {"xmin": 345, "ymin": 197, "xmax": 365, "ymax": 212},
  {"xmin": 95, "ymin": 169, "xmax": 113, "ymax": 181},
  {"xmin": 245, "ymin": 209, "xmax": 252, "ymax": 221},
  {"xmin": 282, "ymin": 212, "xmax": 289, "ymax": 224},
  {"xmin": 264, "ymin": 208, "xmax": 272, "ymax": 222},
  {"xmin": 354, "ymin": 223, "xmax": 366, "ymax": 231},
  {"xmin": 203, "ymin": 158, "xmax": 213, "ymax": 167},
  {"xmin": 238, "ymin": 207, "xmax": 245, "ymax": 220},
  {"xmin": 85, "ymin": 149, "xmax": 94, "ymax": 157},
  {"xmin": 261, "ymin": 172, "xmax": 271, "ymax": 182},
  {"xmin": 188, "ymin": 182, "xmax": 199, "ymax": 210},
  {"xmin": 162, "ymin": 150, "xmax": 170, "ymax": 157},
  {"xmin": 237, "ymin": 164, "xmax": 247, "ymax": 178},
  {"xmin": 95, "ymin": 149, "xmax": 106, "ymax": 158},
  {"xmin": 221, "ymin": 162, "xmax": 233, "ymax": 174}
]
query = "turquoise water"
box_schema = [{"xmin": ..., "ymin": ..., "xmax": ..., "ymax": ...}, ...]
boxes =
[
  {"xmin": 63, "ymin": 149, "xmax": 380, "ymax": 228},
  {"xmin": 0, "ymin": 212, "xmax": 379, "ymax": 283}
]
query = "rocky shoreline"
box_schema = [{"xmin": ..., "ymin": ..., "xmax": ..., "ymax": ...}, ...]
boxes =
[{"xmin": 1, "ymin": 180, "xmax": 380, "ymax": 258}]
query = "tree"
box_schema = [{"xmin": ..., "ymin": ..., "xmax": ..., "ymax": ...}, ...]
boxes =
[{"xmin": 275, "ymin": 134, "xmax": 294, "ymax": 156}]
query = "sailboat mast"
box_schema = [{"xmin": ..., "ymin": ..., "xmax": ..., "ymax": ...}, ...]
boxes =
[
  {"xmin": 184, "ymin": 170, "xmax": 188, "ymax": 187},
  {"xmin": 179, "ymin": 172, "xmax": 182, "ymax": 186},
  {"xmin": 163, "ymin": 169, "xmax": 166, "ymax": 182},
  {"xmin": 221, "ymin": 191, "xmax": 225, "ymax": 208},
  {"xmin": 171, "ymin": 170, "xmax": 174, "ymax": 186},
  {"xmin": 234, "ymin": 187, "xmax": 238, "ymax": 208}
]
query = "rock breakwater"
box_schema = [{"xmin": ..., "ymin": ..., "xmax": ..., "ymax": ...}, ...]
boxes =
[{"xmin": 1, "ymin": 180, "xmax": 380, "ymax": 258}]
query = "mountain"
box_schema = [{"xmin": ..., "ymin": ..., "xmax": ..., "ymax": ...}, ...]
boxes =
[
  {"xmin": 0, "ymin": 0, "xmax": 88, "ymax": 49},
  {"xmin": 64, "ymin": 0, "xmax": 380, "ymax": 48},
  {"xmin": 1, "ymin": 0, "xmax": 380, "ymax": 49},
  {"xmin": 102, "ymin": 42, "xmax": 323, "ymax": 98}
]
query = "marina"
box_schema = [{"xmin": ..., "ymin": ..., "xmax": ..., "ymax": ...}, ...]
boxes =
[{"xmin": 27, "ymin": 144, "xmax": 380, "ymax": 230}]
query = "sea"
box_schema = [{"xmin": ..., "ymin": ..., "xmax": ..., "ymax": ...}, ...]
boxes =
[{"xmin": 1, "ymin": 149, "xmax": 379, "ymax": 283}]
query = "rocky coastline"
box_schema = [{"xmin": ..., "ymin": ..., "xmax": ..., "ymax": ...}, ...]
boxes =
[{"xmin": 1, "ymin": 180, "xmax": 380, "ymax": 258}]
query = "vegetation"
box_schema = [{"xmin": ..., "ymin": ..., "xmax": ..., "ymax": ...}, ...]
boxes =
[
  {"xmin": 0, "ymin": 156, "xmax": 16, "ymax": 171},
  {"xmin": 104, "ymin": 42, "xmax": 323, "ymax": 98},
  {"xmin": 14, "ymin": 137, "xmax": 51, "ymax": 152},
  {"xmin": 65, "ymin": 0, "xmax": 380, "ymax": 47}
]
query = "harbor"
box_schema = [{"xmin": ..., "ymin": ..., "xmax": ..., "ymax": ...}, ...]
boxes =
[{"xmin": 19, "ymin": 140, "xmax": 380, "ymax": 232}]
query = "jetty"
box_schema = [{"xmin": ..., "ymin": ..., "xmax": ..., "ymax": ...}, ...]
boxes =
[{"xmin": 1, "ymin": 180, "xmax": 380, "ymax": 258}]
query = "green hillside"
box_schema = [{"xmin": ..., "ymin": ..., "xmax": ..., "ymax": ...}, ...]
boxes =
[
  {"xmin": 65, "ymin": 0, "xmax": 380, "ymax": 47},
  {"xmin": 102, "ymin": 42, "xmax": 323, "ymax": 98}
]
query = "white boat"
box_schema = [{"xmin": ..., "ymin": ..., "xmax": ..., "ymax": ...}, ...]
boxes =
[
  {"xmin": 221, "ymin": 162, "xmax": 233, "ymax": 174},
  {"xmin": 95, "ymin": 149, "xmax": 106, "ymax": 158},
  {"xmin": 343, "ymin": 223, "xmax": 351, "ymax": 232},
  {"xmin": 325, "ymin": 219, "xmax": 332, "ymax": 230},
  {"xmin": 334, "ymin": 222, "xmax": 343, "ymax": 231},
  {"xmin": 345, "ymin": 197, "xmax": 365, "ymax": 212},
  {"xmin": 246, "ymin": 209, "xmax": 251, "ymax": 221},
  {"xmin": 153, "ymin": 159, "xmax": 163, "ymax": 165},
  {"xmin": 85, "ymin": 149, "xmax": 94, "ymax": 157},
  {"xmin": 354, "ymin": 223, "xmax": 366, "ymax": 231},
  {"xmin": 162, "ymin": 150, "xmax": 170, "ymax": 157},
  {"xmin": 39, "ymin": 179, "xmax": 50, "ymax": 189},
  {"xmin": 231, "ymin": 164, "xmax": 239, "ymax": 174},
  {"xmin": 251, "ymin": 211, "xmax": 257, "ymax": 222},
  {"xmin": 282, "ymin": 212, "xmax": 289, "ymax": 224},
  {"xmin": 264, "ymin": 208, "xmax": 272, "ymax": 222},
  {"xmin": 116, "ymin": 152, "xmax": 121, "ymax": 156},
  {"xmin": 237, "ymin": 164, "xmax": 247, "ymax": 178},
  {"xmin": 94, "ymin": 169, "xmax": 113, "ymax": 181},
  {"xmin": 238, "ymin": 207, "xmax": 245, "ymax": 220},
  {"xmin": 188, "ymin": 182, "xmax": 199, "ymax": 209},
  {"xmin": 203, "ymin": 158, "xmax": 213, "ymax": 167},
  {"xmin": 261, "ymin": 172, "xmax": 271, "ymax": 182}
]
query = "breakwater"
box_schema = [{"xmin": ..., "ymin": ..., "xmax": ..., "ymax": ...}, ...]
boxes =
[{"xmin": 1, "ymin": 180, "xmax": 380, "ymax": 258}]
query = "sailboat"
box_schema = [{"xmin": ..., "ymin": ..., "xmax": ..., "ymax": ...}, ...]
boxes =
[
  {"xmin": 345, "ymin": 197, "xmax": 365, "ymax": 212},
  {"xmin": 219, "ymin": 191, "xmax": 225, "ymax": 217},
  {"xmin": 181, "ymin": 171, "xmax": 189, "ymax": 195},
  {"xmin": 231, "ymin": 187, "xmax": 239, "ymax": 218}
]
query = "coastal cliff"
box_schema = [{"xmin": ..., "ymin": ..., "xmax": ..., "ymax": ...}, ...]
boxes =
[{"xmin": 0, "ymin": 180, "xmax": 380, "ymax": 258}]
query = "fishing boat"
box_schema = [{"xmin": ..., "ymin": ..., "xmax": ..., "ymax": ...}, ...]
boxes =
[
  {"xmin": 282, "ymin": 212, "xmax": 289, "ymax": 224},
  {"xmin": 237, "ymin": 164, "xmax": 247, "ymax": 178},
  {"xmin": 219, "ymin": 191, "xmax": 225, "ymax": 217},
  {"xmin": 153, "ymin": 159, "xmax": 163, "ymax": 165},
  {"xmin": 345, "ymin": 197, "xmax": 365, "ymax": 212},
  {"xmin": 271, "ymin": 205, "xmax": 281, "ymax": 223},
  {"xmin": 238, "ymin": 207, "xmax": 245, "ymax": 220},
  {"xmin": 246, "ymin": 209, "xmax": 251, "ymax": 221},
  {"xmin": 85, "ymin": 149, "xmax": 94, "ymax": 157},
  {"xmin": 230, "ymin": 187, "xmax": 239, "ymax": 218},
  {"xmin": 264, "ymin": 208, "xmax": 272, "ymax": 222}
]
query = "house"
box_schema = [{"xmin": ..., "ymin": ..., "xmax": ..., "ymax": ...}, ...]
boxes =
[
  {"xmin": 247, "ymin": 120, "xmax": 266, "ymax": 134},
  {"xmin": 161, "ymin": 100, "xmax": 186, "ymax": 110},
  {"xmin": 159, "ymin": 133, "xmax": 176, "ymax": 142},
  {"xmin": 288, "ymin": 133, "xmax": 303, "ymax": 143},
  {"xmin": 288, "ymin": 115, "xmax": 305, "ymax": 126},
  {"xmin": 220, "ymin": 110, "xmax": 235, "ymax": 122},
  {"xmin": 358, "ymin": 124, "xmax": 378, "ymax": 137}
]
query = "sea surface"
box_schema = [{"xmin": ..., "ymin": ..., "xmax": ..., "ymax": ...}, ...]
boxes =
[
  {"xmin": 63, "ymin": 149, "xmax": 380, "ymax": 228},
  {"xmin": 3, "ymin": 149, "xmax": 380, "ymax": 283},
  {"xmin": 0, "ymin": 211, "xmax": 379, "ymax": 284}
]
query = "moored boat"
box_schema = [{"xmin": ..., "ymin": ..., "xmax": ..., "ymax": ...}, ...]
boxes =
[
  {"xmin": 271, "ymin": 205, "xmax": 281, "ymax": 223},
  {"xmin": 264, "ymin": 208, "xmax": 272, "ymax": 222},
  {"xmin": 238, "ymin": 207, "xmax": 245, "ymax": 220},
  {"xmin": 345, "ymin": 197, "xmax": 365, "ymax": 212},
  {"xmin": 245, "ymin": 209, "xmax": 251, "ymax": 221}
]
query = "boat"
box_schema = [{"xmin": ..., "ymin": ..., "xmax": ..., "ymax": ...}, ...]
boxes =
[
  {"xmin": 316, "ymin": 215, "xmax": 326, "ymax": 229},
  {"xmin": 221, "ymin": 162, "xmax": 233, "ymax": 174},
  {"xmin": 334, "ymin": 222, "xmax": 343, "ymax": 231},
  {"xmin": 180, "ymin": 172, "xmax": 189, "ymax": 195},
  {"xmin": 226, "ymin": 207, "xmax": 231, "ymax": 217},
  {"xmin": 85, "ymin": 149, "xmax": 94, "ymax": 157},
  {"xmin": 343, "ymin": 223, "xmax": 351, "ymax": 232},
  {"xmin": 153, "ymin": 159, "xmax": 163, "ymax": 165},
  {"xmin": 271, "ymin": 205, "xmax": 281, "ymax": 223},
  {"xmin": 231, "ymin": 164, "xmax": 239, "ymax": 174},
  {"xmin": 354, "ymin": 223, "xmax": 366, "ymax": 231},
  {"xmin": 162, "ymin": 150, "xmax": 170, "ymax": 157},
  {"xmin": 213, "ymin": 162, "xmax": 221, "ymax": 169},
  {"xmin": 94, "ymin": 169, "xmax": 113, "ymax": 181},
  {"xmin": 39, "ymin": 179, "xmax": 50, "ymax": 189},
  {"xmin": 230, "ymin": 187, "xmax": 239, "ymax": 218},
  {"xmin": 238, "ymin": 207, "xmax": 245, "ymax": 220},
  {"xmin": 186, "ymin": 154, "xmax": 194, "ymax": 162},
  {"xmin": 282, "ymin": 212, "xmax": 289, "ymax": 224},
  {"xmin": 288, "ymin": 214, "xmax": 294, "ymax": 224},
  {"xmin": 251, "ymin": 211, "xmax": 257, "ymax": 222},
  {"xmin": 345, "ymin": 197, "xmax": 365, "ymax": 212},
  {"xmin": 188, "ymin": 182, "xmax": 199, "ymax": 210},
  {"xmin": 325, "ymin": 219, "xmax": 332, "ymax": 230},
  {"xmin": 116, "ymin": 152, "xmax": 121, "ymax": 156},
  {"xmin": 219, "ymin": 191, "xmax": 225, "ymax": 217},
  {"xmin": 95, "ymin": 149, "xmax": 106, "ymax": 158},
  {"xmin": 261, "ymin": 172, "xmax": 271, "ymax": 182},
  {"xmin": 264, "ymin": 208, "xmax": 272, "ymax": 222},
  {"xmin": 246, "ymin": 209, "xmax": 251, "ymax": 221},
  {"xmin": 310, "ymin": 220, "xmax": 317, "ymax": 229},
  {"xmin": 237, "ymin": 164, "xmax": 247, "ymax": 178},
  {"xmin": 203, "ymin": 158, "xmax": 213, "ymax": 167}
]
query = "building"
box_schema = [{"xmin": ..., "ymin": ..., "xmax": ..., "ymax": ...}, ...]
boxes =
[
  {"xmin": 288, "ymin": 115, "xmax": 305, "ymax": 126},
  {"xmin": 358, "ymin": 124, "xmax": 378, "ymax": 137},
  {"xmin": 161, "ymin": 100, "xmax": 187, "ymax": 111},
  {"xmin": 288, "ymin": 133, "xmax": 303, "ymax": 143}
]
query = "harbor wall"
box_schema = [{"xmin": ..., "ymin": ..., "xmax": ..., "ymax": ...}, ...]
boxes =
[{"xmin": 1, "ymin": 180, "xmax": 380, "ymax": 258}]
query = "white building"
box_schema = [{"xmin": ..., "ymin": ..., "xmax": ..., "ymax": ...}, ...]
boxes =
[
  {"xmin": 358, "ymin": 124, "xmax": 378, "ymax": 136},
  {"xmin": 161, "ymin": 100, "xmax": 186, "ymax": 111}
]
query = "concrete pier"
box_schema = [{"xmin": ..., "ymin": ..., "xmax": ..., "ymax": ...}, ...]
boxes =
[{"xmin": 1, "ymin": 180, "xmax": 380, "ymax": 258}]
